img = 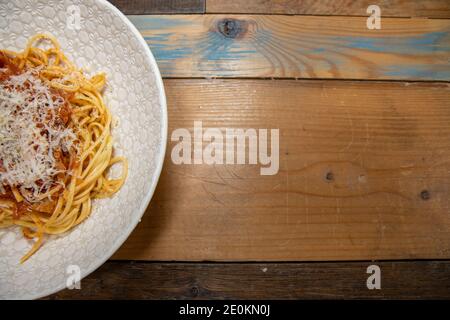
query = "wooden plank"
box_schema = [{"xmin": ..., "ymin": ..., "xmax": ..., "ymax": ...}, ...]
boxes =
[
  {"xmin": 130, "ymin": 15, "xmax": 450, "ymax": 80},
  {"xmin": 113, "ymin": 79, "xmax": 450, "ymax": 262},
  {"xmin": 46, "ymin": 261, "xmax": 450, "ymax": 299},
  {"xmin": 206, "ymin": 0, "xmax": 450, "ymax": 18},
  {"xmin": 109, "ymin": 0, "xmax": 205, "ymax": 14}
]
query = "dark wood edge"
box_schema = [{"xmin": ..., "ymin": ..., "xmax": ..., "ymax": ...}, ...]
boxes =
[
  {"xmin": 108, "ymin": 0, "xmax": 205, "ymax": 14},
  {"xmin": 45, "ymin": 260, "xmax": 450, "ymax": 299}
]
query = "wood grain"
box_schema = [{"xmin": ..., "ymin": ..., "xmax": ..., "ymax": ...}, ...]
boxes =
[
  {"xmin": 113, "ymin": 79, "xmax": 450, "ymax": 262},
  {"xmin": 46, "ymin": 261, "xmax": 450, "ymax": 299},
  {"xmin": 130, "ymin": 15, "xmax": 450, "ymax": 80},
  {"xmin": 206, "ymin": 0, "xmax": 450, "ymax": 18},
  {"xmin": 109, "ymin": 0, "xmax": 205, "ymax": 14}
]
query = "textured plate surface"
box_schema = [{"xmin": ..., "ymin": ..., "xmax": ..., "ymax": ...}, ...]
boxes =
[{"xmin": 0, "ymin": 0, "xmax": 167, "ymax": 299}]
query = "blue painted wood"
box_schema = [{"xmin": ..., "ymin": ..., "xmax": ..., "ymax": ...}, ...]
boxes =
[{"xmin": 129, "ymin": 15, "xmax": 450, "ymax": 80}]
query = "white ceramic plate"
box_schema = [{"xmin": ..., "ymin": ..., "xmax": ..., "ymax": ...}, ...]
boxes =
[{"xmin": 0, "ymin": 0, "xmax": 167, "ymax": 299}]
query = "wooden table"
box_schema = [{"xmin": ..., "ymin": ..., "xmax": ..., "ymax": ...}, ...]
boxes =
[{"xmin": 48, "ymin": 0, "xmax": 450, "ymax": 299}]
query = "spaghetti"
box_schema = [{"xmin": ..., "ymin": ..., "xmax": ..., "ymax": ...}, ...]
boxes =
[{"xmin": 0, "ymin": 34, "xmax": 127, "ymax": 263}]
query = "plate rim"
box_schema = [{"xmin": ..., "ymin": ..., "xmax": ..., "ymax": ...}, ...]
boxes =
[{"xmin": 7, "ymin": 0, "xmax": 168, "ymax": 300}]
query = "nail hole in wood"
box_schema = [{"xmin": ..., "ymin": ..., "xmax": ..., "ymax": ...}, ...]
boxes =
[
  {"xmin": 420, "ymin": 190, "xmax": 430, "ymax": 200},
  {"xmin": 190, "ymin": 286, "xmax": 199, "ymax": 297},
  {"xmin": 325, "ymin": 171, "xmax": 334, "ymax": 182}
]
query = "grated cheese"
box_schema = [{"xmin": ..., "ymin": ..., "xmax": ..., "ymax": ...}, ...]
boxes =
[{"xmin": 0, "ymin": 68, "xmax": 76, "ymax": 202}]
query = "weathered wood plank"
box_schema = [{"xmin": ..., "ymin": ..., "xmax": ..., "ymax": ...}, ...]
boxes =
[
  {"xmin": 110, "ymin": 0, "xmax": 205, "ymax": 14},
  {"xmin": 113, "ymin": 79, "xmax": 450, "ymax": 262},
  {"xmin": 129, "ymin": 15, "xmax": 450, "ymax": 80},
  {"xmin": 206, "ymin": 0, "xmax": 450, "ymax": 18},
  {"xmin": 46, "ymin": 261, "xmax": 450, "ymax": 299}
]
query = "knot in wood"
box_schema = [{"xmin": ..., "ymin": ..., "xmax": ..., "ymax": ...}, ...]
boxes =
[{"xmin": 218, "ymin": 18, "xmax": 242, "ymax": 38}]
